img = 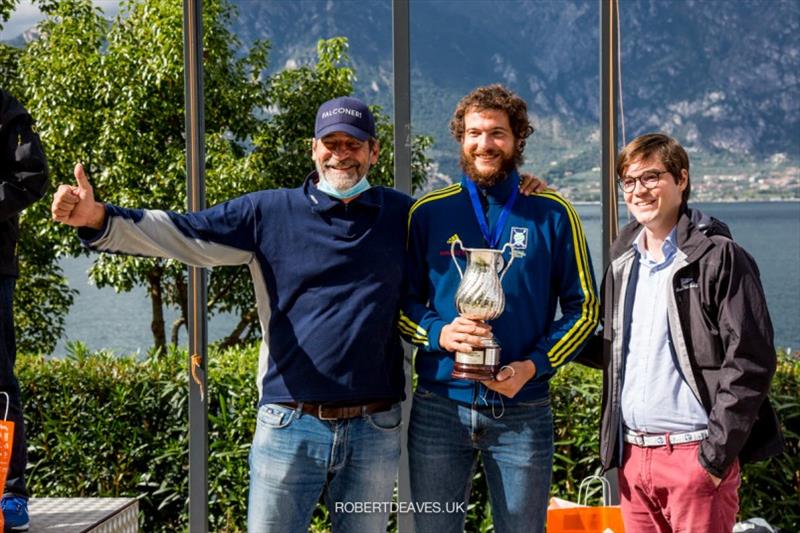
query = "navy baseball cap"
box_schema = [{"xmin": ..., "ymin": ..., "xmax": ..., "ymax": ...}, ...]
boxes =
[{"xmin": 314, "ymin": 96, "xmax": 376, "ymax": 141}]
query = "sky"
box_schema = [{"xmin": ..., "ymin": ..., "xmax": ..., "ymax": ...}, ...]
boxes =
[{"xmin": 0, "ymin": 0, "xmax": 121, "ymax": 41}]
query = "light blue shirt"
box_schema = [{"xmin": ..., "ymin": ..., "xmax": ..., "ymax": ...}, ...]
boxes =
[{"xmin": 620, "ymin": 228, "xmax": 708, "ymax": 433}]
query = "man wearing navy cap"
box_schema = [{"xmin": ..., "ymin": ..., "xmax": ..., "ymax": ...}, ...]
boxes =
[
  {"xmin": 313, "ymin": 96, "xmax": 380, "ymax": 200},
  {"xmin": 51, "ymin": 96, "xmax": 410, "ymax": 533}
]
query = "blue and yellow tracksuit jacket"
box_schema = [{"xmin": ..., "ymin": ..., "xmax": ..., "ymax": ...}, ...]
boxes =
[{"xmin": 399, "ymin": 173, "xmax": 599, "ymax": 405}]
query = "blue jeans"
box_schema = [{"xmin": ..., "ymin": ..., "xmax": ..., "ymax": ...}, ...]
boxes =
[
  {"xmin": 247, "ymin": 402, "xmax": 402, "ymax": 533},
  {"xmin": 0, "ymin": 277, "xmax": 27, "ymax": 497},
  {"xmin": 408, "ymin": 388, "xmax": 553, "ymax": 533}
]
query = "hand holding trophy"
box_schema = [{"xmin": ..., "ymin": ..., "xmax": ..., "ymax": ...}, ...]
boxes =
[{"xmin": 449, "ymin": 238, "xmax": 515, "ymax": 380}]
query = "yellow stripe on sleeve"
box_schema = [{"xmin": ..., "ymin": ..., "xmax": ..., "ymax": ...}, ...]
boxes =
[
  {"xmin": 398, "ymin": 311, "xmax": 429, "ymax": 346},
  {"xmin": 536, "ymin": 191, "xmax": 600, "ymax": 368}
]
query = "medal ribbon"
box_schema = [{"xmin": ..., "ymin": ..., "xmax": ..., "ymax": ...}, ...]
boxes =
[{"xmin": 463, "ymin": 169, "xmax": 519, "ymax": 248}]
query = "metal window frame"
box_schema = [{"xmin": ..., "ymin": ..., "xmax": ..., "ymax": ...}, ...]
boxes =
[
  {"xmin": 183, "ymin": 1, "xmax": 208, "ymax": 531},
  {"xmin": 392, "ymin": 4, "xmax": 414, "ymax": 532},
  {"xmin": 600, "ymin": 0, "xmax": 621, "ymax": 505},
  {"xmin": 182, "ymin": 0, "xmax": 620, "ymax": 528}
]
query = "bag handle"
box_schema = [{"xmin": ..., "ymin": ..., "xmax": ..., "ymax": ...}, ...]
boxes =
[{"xmin": 578, "ymin": 475, "xmax": 611, "ymax": 506}]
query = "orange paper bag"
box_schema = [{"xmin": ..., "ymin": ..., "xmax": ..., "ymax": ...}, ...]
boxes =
[
  {"xmin": 0, "ymin": 392, "xmax": 15, "ymax": 532},
  {"xmin": 547, "ymin": 475, "xmax": 625, "ymax": 533}
]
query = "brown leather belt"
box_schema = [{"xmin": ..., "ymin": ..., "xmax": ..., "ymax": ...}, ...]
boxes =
[{"xmin": 281, "ymin": 401, "xmax": 394, "ymax": 421}]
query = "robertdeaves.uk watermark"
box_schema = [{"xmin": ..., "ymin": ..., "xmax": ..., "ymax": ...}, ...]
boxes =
[{"xmin": 334, "ymin": 501, "xmax": 466, "ymax": 514}]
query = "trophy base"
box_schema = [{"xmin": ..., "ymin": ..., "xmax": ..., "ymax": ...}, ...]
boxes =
[
  {"xmin": 451, "ymin": 341, "xmax": 501, "ymax": 381},
  {"xmin": 451, "ymin": 362, "xmax": 500, "ymax": 381}
]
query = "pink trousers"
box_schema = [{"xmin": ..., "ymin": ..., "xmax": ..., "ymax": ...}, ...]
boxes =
[{"xmin": 619, "ymin": 441, "xmax": 740, "ymax": 533}]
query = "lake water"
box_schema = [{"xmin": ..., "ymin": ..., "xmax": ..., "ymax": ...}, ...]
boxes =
[{"xmin": 54, "ymin": 201, "xmax": 800, "ymax": 355}]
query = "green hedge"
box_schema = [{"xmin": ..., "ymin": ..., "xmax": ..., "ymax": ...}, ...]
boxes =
[
  {"xmin": 20, "ymin": 343, "xmax": 257, "ymax": 532},
  {"xmin": 17, "ymin": 345, "xmax": 799, "ymax": 532}
]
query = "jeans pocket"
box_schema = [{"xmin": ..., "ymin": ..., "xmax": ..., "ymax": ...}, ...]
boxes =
[
  {"xmin": 366, "ymin": 403, "xmax": 402, "ymax": 432},
  {"xmin": 256, "ymin": 403, "xmax": 295, "ymax": 430}
]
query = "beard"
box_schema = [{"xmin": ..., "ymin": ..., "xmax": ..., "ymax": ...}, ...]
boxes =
[
  {"xmin": 460, "ymin": 146, "xmax": 520, "ymax": 188},
  {"xmin": 314, "ymin": 158, "xmax": 367, "ymax": 192}
]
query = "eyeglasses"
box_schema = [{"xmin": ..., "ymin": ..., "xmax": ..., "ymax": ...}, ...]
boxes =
[{"xmin": 617, "ymin": 170, "xmax": 671, "ymax": 193}]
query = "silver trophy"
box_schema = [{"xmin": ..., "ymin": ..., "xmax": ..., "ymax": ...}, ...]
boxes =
[{"xmin": 450, "ymin": 238, "xmax": 515, "ymax": 380}]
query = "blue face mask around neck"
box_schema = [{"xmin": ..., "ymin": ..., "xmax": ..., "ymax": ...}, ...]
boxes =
[{"xmin": 316, "ymin": 173, "xmax": 372, "ymax": 200}]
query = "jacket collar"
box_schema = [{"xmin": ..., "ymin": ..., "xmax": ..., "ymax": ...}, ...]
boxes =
[
  {"xmin": 461, "ymin": 170, "xmax": 519, "ymax": 205},
  {"xmin": 611, "ymin": 206, "xmax": 723, "ymax": 265},
  {"xmin": 304, "ymin": 171, "xmax": 382, "ymax": 213}
]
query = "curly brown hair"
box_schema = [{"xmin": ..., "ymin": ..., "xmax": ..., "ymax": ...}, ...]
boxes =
[{"xmin": 449, "ymin": 84, "xmax": 535, "ymax": 165}]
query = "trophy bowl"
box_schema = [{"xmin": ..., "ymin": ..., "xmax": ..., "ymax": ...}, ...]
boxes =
[{"xmin": 450, "ymin": 239, "xmax": 514, "ymax": 380}]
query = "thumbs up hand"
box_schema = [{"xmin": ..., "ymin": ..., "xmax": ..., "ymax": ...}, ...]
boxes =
[{"xmin": 51, "ymin": 163, "xmax": 106, "ymax": 229}]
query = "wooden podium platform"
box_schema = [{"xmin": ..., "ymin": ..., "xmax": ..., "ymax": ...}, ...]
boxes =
[{"xmin": 27, "ymin": 498, "xmax": 138, "ymax": 533}]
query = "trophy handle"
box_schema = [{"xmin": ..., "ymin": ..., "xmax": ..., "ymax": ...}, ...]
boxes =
[
  {"xmin": 498, "ymin": 242, "xmax": 515, "ymax": 283},
  {"xmin": 450, "ymin": 238, "xmax": 464, "ymax": 279}
]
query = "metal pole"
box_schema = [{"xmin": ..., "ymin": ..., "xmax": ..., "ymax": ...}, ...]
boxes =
[
  {"xmin": 600, "ymin": 0, "xmax": 620, "ymax": 505},
  {"xmin": 183, "ymin": 0, "xmax": 208, "ymax": 530},
  {"xmin": 601, "ymin": 0, "xmax": 619, "ymax": 269},
  {"xmin": 392, "ymin": 1, "xmax": 414, "ymax": 531},
  {"xmin": 393, "ymin": 0, "xmax": 412, "ymax": 195}
]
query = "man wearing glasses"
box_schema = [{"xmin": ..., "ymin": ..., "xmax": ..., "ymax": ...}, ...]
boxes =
[{"xmin": 579, "ymin": 133, "xmax": 784, "ymax": 533}]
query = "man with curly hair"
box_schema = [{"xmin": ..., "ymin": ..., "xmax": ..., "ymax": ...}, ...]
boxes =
[{"xmin": 399, "ymin": 84, "xmax": 599, "ymax": 533}]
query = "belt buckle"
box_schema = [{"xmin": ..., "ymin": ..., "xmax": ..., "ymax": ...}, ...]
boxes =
[{"xmin": 317, "ymin": 405, "xmax": 338, "ymax": 421}]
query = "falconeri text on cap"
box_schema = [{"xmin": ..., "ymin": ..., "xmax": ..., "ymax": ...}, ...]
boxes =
[{"xmin": 315, "ymin": 96, "xmax": 376, "ymax": 141}]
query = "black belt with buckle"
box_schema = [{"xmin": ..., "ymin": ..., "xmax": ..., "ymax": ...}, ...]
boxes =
[{"xmin": 281, "ymin": 401, "xmax": 394, "ymax": 421}]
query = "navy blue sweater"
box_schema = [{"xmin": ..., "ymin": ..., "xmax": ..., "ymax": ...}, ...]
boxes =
[{"xmin": 80, "ymin": 173, "xmax": 412, "ymax": 406}]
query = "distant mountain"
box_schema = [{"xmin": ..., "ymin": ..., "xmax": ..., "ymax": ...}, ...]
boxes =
[
  {"xmin": 2, "ymin": 26, "xmax": 40, "ymax": 48},
  {"xmin": 4, "ymin": 0, "xmax": 798, "ymax": 198},
  {"xmin": 229, "ymin": 0, "xmax": 800, "ymax": 198}
]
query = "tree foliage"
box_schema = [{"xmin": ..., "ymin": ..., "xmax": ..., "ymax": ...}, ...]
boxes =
[
  {"xmin": 9, "ymin": 0, "xmax": 432, "ymax": 352},
  {"xmin": 0, "ymin": 0, "xmax": 17, "ymax": 30},
  {"xmin": 0, "ymin": 43, "xmax": 20, "ymax": 92}
]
